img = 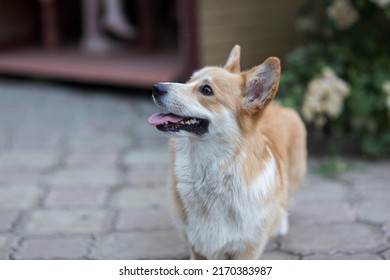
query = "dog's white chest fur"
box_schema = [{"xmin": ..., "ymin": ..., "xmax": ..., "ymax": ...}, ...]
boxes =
[{"xmin": 173, "ymin": 139, "xmax": 276, "ymax": 259}]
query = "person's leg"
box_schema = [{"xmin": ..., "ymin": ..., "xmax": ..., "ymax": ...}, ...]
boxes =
[
  {"xmin": 80, "ymin": 0, "xmax": 112, "ymax": 53},
  {"xmin": 101, "ymin": 0, "xmax": 138, "ymax": 40}
]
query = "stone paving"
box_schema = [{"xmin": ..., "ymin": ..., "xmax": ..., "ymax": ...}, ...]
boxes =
[{"xmin": 0, "ymin": 78, "xmax": 389, "ymax": 260}]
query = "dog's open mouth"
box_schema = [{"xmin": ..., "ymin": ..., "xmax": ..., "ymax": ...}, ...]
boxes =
[{"xmin": 148, "ymin": 112, "xmax": 209, "ymax": 135}]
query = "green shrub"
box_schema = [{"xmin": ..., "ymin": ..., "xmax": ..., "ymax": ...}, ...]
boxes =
[{"xmin": 278, "ymin": 0, "xmax": 390, "ymax": 158}]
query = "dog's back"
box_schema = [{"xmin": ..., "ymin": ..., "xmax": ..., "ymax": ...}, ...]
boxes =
[{"xmin": 260, "ymin": 104, "xmax": 307, "ymax": 196}]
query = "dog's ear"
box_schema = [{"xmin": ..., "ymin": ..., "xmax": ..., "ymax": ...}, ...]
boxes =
[
  {"xmin": 242, "ymin": 57, "xmax": 280, "ymax": 110},
  {"xmin": 224, "ymin": 45, "xmax": 241, "ymax": 73}
]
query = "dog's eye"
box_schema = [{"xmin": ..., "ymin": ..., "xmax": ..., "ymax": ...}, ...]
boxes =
[{"xmin": 200, "ymin": 85, "xmax": 213, "ymax": 96}]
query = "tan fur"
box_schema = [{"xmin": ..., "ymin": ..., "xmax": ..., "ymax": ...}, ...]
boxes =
[
  {"xmin": 156, "ymin": 45, "xmax": 307, "ymax": 259},
  {"xmin": 189, "ymin": 67, "xmax": 243, "ymax": 114},
  {"xmin": 261, "ymin": 105, "xmax": 307, "ymax": 195}
]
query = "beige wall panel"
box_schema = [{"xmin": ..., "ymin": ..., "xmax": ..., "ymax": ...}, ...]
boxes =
[{"xmin": 198, "ymin": 0, "xmax": 306, "ymax": 69}]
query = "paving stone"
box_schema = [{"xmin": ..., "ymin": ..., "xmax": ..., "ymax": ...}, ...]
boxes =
[
  {"xmin": 300, "ymin": 173, "xmax": 330, "ymax": 189},
  {"xmin": 109, "ymin": 188, "xmax": 171, "ymax": 209},
  {"xmin": 116, "ymin": 208, "xmax": 174, "ymax": 231},
  {"xmin": 13, "ymin": 237, "xmax": 92, "ymax": 259},
  {"xmin": 281, "ymin": 223, "xmax": 386, "ymax": 255},
  {"xmin": 0, "ymin": 128, "xmax": 10, "ymax": 149},
  {"xmin": 135, "ymin": 135, "xmax": 168, "ymax": 148},
  {"xmin": 131, "ymin": 98, "xmax": 159, "ymax": 117},
  {"xmin": 65, "ymin": 151, "xmax": 118, "ymax": 167},
  {"xmin": 123, "ymin": 149, "xmax": 169, "ymax": 166},
  {"xmin": 383, "ymin": 223, "xmax": 390, "ymax": 238},
  {"xmin": 12, "ymin": 130, "xmax": 63, "ymax": 149},
  {"xmin": 356, "ymin": 200, "xmax": 390, "ymax": 223},
  {"xmin": 0, "ymin": 212, "xmax": 19, "ymax": 232},
  {"xmin": 3, "ymin": 78, "xmax": 390, "ymax": 260},
  {"xmin": 381, "ymin": 249, "xmax": 390, "ymax": 260},
  {"xmin": 45, "ymin": 167, "xmax": 119, "ymax": 188},
  {"xmin": 264, "ymin": 239, "xmax": 278, "ymax": 252},
  {"xmin": 23, "ymin": 210, "xmax": 113, "ymax": 234},
  {"xmin": 132, "ymin": 119, "xmax": 165, "ymax": 141},
  {"xmin": 124, "ymin": 166, "xmax": 169, "ymax": 188},
  {"xmin": 368, "ymin": 161, "xmax": 390, "ymax": 176},
  {"xmin": 289, "ymin": 203, "xmax": 355, "ymax": 225},
  {"xmin": 303, "ymin": 253, "xmax": 382, "ymax": 260},
  {"xmin": 0, "ymin": 234, "xmax": 15, "ymax": 259},
  {"xmin": 69, "ymin": 131, "xmax": 131, "ymax": 151},
  {"xmin": 354, "ymin": 184, "xmax": 390, "ymax": 200},
  {"xmin": 0, "ymin": 185, "xmax": 41, "ymax": 210},
  {"xmin": 341, "ymin": 162, "xmax": 390, "ymax": 183},
  {"xmin": 91, "ymin": 231, "xmax": 188, "ymax": 259},
  {"xmin": 0, "ymin": 150, "xmax": 59, "ymax": 171},
  {"xmin": 259, "ymin": 250, "xmax": 299, "ymax": 260},
  {"xmin": 44, "ymin": 189, "xmax": 108, "ymax": 208},
  {"xmin": 0, "ymin": 170, "xmax": 41, "ymax": 185},
  {"xmin": 294, "ymin": 177, "xmax": 348, "ymax": 203},
  {"xmin": 352, "ymin": 176, "xmax": 388, "ymax": 189}
]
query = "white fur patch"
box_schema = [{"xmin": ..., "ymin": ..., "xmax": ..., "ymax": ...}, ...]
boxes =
[
  {"xmin": 174, "ymin": 138, "xmax": 278, "ymax": 259},
  {"xmin": 248, "ymin": 149, "xmax": 276, "ymax": 200}
]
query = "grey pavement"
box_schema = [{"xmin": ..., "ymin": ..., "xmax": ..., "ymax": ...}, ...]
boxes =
[{"xmin": 0, "ymin": 78, "xmax": 389, "ymax": 260}]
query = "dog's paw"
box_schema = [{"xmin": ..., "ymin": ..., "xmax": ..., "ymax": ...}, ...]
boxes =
[{"xmin": 277, "ymin": 212, "xmax": 289, "ymax": 236}]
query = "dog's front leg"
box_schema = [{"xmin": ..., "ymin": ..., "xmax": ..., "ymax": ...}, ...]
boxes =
[
  {"xmin": 190, "ymin": 249, "xmax": 208, "ymax": 260},
  {"xmin": 230, "ymin": 238, "xmax": 269, "ymax": 260}
]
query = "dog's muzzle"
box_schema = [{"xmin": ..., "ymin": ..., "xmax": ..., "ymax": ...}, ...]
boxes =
[{"xmin": 148, "ymin": 83, "xmax": 210, "ymax": 136}]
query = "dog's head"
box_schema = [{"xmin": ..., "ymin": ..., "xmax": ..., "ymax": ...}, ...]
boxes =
[{"xmin": 148, "ymin": 45, "xmax": 280, "ymax": 139}]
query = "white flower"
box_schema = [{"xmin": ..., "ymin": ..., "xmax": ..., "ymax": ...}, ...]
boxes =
[
  {"xmin": 302, "ymin": 67, "xmax": 350, "ymax": 128},
  {"xmin": 386, "ymin": 97, "xmax": 390, "ymax": 117},
  {"xmin": 295, "ymin": 17, "xmax": 317, "ymax": 33},
  {"xmin": 382, "ymin": 81, "xmax": 390, "ymax": 95},
  {"xmin": 383, "ymin": 81, "xmax": 390, "ymax": 117},
  {"xmin": 327, "ymin": 0, "xmax": 360, "ymax": 30},
  {"xmin": 369, "ymin": 0, "xmax": 390, "ymax": 8}
]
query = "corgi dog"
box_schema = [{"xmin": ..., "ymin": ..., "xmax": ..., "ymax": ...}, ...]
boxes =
[{"xmin": 148, "ymin": 45, "xmax": 307, "ymax": 260}]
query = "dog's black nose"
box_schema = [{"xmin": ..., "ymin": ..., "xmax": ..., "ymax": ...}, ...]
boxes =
[{"xmin": 152, "ymin": 83, "xmax": 168, "ymax": 97}]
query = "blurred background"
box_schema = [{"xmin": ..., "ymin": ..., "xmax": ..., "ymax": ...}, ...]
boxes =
[
  {"xmin": 0, "ymin": 0, "xmax": 389, "ymax": 260},
  {"xmin": 0, "ymin": 0, "xmax": 306, "ymax": 85}
]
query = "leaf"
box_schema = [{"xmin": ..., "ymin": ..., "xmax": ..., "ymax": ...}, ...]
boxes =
[{"xmin": 315, "ymin": 157, "xmax": 353, "ymax": 178}]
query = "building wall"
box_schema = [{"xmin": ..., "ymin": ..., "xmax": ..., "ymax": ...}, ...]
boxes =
[
  {"xmin": 0, "ymin": 1, "xmax": 40, "ymax": 49},
  {"xmin": 197, "ymin": 0, "xmax": 306, "ymax": 70}
]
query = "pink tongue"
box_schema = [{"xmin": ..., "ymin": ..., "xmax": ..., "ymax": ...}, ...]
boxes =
[{"xmin": 148, "ymin": 113, "xmax": 186, "ymax": 126}]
